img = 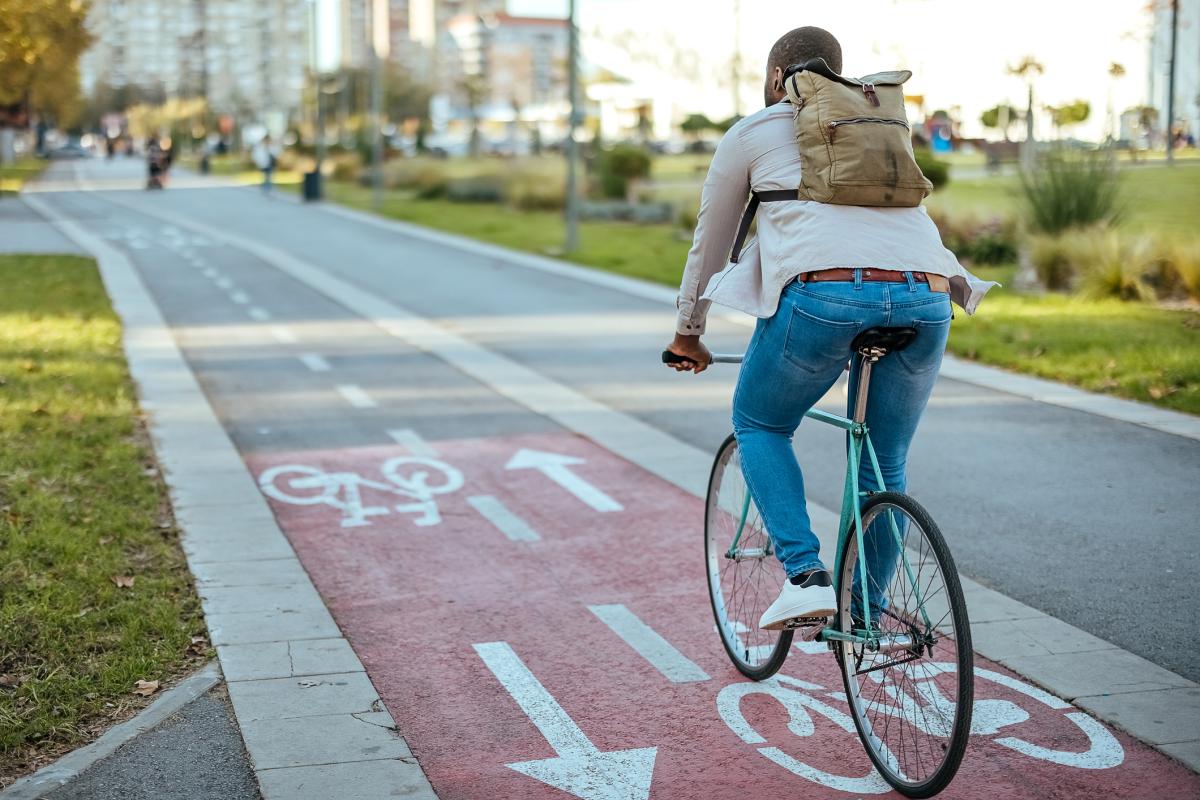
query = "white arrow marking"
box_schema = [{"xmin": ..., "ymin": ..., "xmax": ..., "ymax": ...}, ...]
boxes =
[
  {"xmin": 504, "ymin": 449, "xmax": 622, "ymax": 512},
  {"xmin": 588, "ymin": 604, "xmax": 709, "ymax": 683},
  {"xmin": 474, "ymin": 641, "xmax": 656, "ymax": 800}
]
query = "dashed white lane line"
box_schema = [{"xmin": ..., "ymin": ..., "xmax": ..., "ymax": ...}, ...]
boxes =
[
  {"xmin": 467, "ymin": 495, "xmax": 541, "ymax": 542},
  {"xmin": 587, "ymin": 604, "xmax": 710, "ymax": 683},
  {"xmin": 216, "ymin": 277, "xmax": 234, "ymax": 290},
  {"xmin": 298, "ymin": 353, "xmax": 331, "ymax": 373},
  {"xmin": 230, "ymin": 291, "xmax": 250, "ymax": 305},
  {"xmin": 269, "ymin": 325, "xmax": 297, "ymax": 344},
  {"xmin": 336, "ymin": 384, "xmax": 377, "ymax": 409},
  {"xmin": 248, "ymin": 306, "xmax": 272, "ymax": 321},
  {"xmin": 386, "ymin": 428, "xmax": 438, "ymax": 457},
  {"xmin": 202, "ymin": 267, "xmax": 218, "ymax": 279}
]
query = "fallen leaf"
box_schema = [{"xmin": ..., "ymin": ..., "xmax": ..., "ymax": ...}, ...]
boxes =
[
  {"xmin": 187, "ymin": 636, "xmax": 208, "ymax": 656},
  {"xmin": 297, "ymin": 680, "xmax": 320, "ymax": 688},
  {"xmin": 64, "ymin": 412, "xmax": 84, "ymax": 424},
  {"xmin": 132, "ymin": 679, "xmax": 159, "ymax": 697},
  {"xmin": 1105, "ymin": 358, "xmax": 1118, "ymax": 370},
  {"xmin": 0, "ymin": 673, "xmax": 20, "ymax": 689},
  {"xmin": 111, "ymin": 575, "xmax": 135, "ymax": 589},
  {"xmin": 98, "ymin": 537, "xmax": 113, "ymax": 545},
  {"xmin": 73, "ymin": 607, "xmax": 94, "ymax": 618}
]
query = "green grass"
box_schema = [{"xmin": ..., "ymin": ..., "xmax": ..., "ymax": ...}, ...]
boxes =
[
  {"xmin": 327, "ymin": 183, "xmax": 1200, "ymax": 415},
  {"xmin": 0, "ymin": 158, "xmax": 49, "ymax": 195},
  {"xmin": 926, "ymin": 163, "xmax": 1200, "ymax": 236},
  {"xmin": 948, "ymin": 265, "xmax": 1199, "ymax": 414},
  {"xmin": 0, "ymin": 255, "xmax": 206, "ymax": 775}
]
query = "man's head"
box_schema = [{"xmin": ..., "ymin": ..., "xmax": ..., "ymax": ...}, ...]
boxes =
[{"xmin": 763, "ymin": 26, "xmax": 843, "ymax": 106}]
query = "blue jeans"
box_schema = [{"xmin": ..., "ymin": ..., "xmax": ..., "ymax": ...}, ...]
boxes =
[{"xmin": 731, "ymin": 273, "xmax": 952, "ymax": 586}]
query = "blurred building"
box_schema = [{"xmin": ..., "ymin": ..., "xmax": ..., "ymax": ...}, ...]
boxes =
[
  {"xmin": 1147, "ymin": 0, "xmax": 1199, "ymax": 140},
  {"xmin": 80, "ymin": 0, "xmax": 308, "ymax": 125}
]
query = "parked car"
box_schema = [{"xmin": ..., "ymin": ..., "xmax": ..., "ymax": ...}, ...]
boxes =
[{"xmin": 46, "ymin": 142, "xmax": 91, "ymax": 160}]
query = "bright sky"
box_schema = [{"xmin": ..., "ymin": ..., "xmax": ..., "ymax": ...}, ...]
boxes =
[{"xmin": 509, "ymin": 0, "xmax": 1154, "ymax": 139}]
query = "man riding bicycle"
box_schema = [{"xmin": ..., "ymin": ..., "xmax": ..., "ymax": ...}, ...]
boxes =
[{"xmin": 664, "ymin": 26, "xmax": 992, "ymax": 631}]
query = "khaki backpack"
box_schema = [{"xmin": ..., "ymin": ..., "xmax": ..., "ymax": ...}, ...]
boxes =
[{"xmin": 729, "ymin": 58, "xmax": 932, "ymax": 263}]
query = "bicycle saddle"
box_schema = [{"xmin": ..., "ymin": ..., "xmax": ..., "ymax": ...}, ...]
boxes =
[{"xmin": 852, "ymin": 326, "xmax": 918, "ymax": 354}]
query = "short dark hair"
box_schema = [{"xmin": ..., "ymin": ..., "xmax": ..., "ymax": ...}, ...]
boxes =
[{"xmin": 767, "ymin": 26, "xmax": 842, "ymax": 75}]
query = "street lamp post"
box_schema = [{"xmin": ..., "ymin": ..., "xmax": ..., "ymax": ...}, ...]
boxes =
[
  {"xmin": 564, "ymin": 0, "xmax": 580, "ymax": 254},
  {"xmin": 1166, "ymin": 0, "xmax": 1179, "ymax": 164},
  {"xmin": 371, "ymin": 0, "xmax": 389, "ymax": 210}
]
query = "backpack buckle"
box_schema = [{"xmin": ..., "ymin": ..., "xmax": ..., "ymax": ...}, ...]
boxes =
[{"xmin": 862, "ymin": 83, "xmax": 880, "ymax": 107}]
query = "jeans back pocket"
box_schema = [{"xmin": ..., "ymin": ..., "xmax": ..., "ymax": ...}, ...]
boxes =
[{"xmin": 784, "ymin": 305, "xmax": 864, "ymax": 374}]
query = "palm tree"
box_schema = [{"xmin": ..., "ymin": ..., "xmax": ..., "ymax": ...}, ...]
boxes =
[
  {"xmin": 1007, "ymin": 56, "xmax": 1044, "ymax": 168},
  {"xmin": 1107, "ymin": 62, "xmax": 1125, "ymax": 143}
]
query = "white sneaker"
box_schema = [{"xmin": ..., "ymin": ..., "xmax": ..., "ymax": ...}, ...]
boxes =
[{"xmin": 759, "ymin": 570, "xmax": 837, "ymax": 630}]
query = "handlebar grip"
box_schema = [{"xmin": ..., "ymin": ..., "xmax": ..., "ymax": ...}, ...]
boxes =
[{"xmin": 662, "ymin": 350, "xmax": 694, "ymax": 365}]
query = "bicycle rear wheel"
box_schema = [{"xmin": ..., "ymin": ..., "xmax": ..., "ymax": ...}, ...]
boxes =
[
  {"xmin": 835, "ymin": 492, "xmax": 973, "ymax": 798},
  {"xmin": 705, "ymin": 434, "xmax": 792, "ymax": 680}
]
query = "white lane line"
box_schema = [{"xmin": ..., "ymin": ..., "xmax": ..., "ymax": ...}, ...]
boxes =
[
  {"xmin": 230, "ymin": 291, "xmax": 250, "ymax": 305},
  {"xmin": 588, "ymin": 604, "xmax": 710, "ymax": 683},
  {"xmin": 298, "ymin": 353, "xmax": 331, "ymax": 372},
  {"xmin": 467, "ymin": 495, "xmax": 540, "ymax": 542},
  {"xmin": 248, "ymin": 306, "xmax": 272, "ymax": 321},
  {"xmin": 215, "ymin": 277, "xmax": 234, "ymax": 290},
  {"xmin": 336, "ymin": 384, "xmax": 377, "ymax": 409},
  {"xmin": 387, "ymin": 428, "xmax": 438, "ymax": 457},
  {"xmin": 202, "ymin": 267, "xmax": 218, "ymax": 279},
  {"xmin": 269, "ymin": 325, "xmax": 297, "ymax": 344}
]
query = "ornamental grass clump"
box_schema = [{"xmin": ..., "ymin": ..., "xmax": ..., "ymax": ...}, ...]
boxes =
[{"xmin": 1019, "ymin": 149, "xmax": 1123, "ymax": 235}]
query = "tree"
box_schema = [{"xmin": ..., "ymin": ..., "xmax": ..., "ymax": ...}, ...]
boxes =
[
  {"xmin": 1106, "ymin": 62, "xmax": 1125, "ymax": 142},
  {"xmin": 680, "ymin": 113, "xmax": 714, "ymax": 140},
  {"xmin": 980, "ymin": 103, "xmax": 1020, "ymax": 141},
  {"xmin": 1007, "ymin": 56, "xmax": 1044, "ymax": 167},
  {"xmin": 463, "ymin": 73, "xmax": 488, "ymax": 158},
  {"xmin": 1045, "ymin": 100, "xmax": 1090, "ymax": 138},
  {"xmin": 0, "ymin": 0, "xmax": 92, "ymax": 138}
]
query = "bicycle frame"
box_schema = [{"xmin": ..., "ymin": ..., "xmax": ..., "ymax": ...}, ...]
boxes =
[{"xmin": 714, "ymin": 350, "xmax": 929, "ymax": 649}]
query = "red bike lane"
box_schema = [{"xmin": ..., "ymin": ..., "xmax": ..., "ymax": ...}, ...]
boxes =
[{"xmin": 248, "ymin": 431, "xmax": 1200, "ymax": 799}]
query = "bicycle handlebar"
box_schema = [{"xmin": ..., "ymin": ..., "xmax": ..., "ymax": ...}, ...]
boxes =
[{"xmin": 661, "ymin": 350, "xmax": 744, "ymax": 365}]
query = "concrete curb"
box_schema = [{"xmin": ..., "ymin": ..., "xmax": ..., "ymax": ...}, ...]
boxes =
[
  {"xmin": 319, "ymin": 201, "xmax": 1200, "ymax": 443},
  {"xmin": 101, "ymin": 193, "xmax": 1200, "ymax": 774},
  {"xmin": 21, "ymin": 193, "xmax": 438, "ymax": 800},
  {"xmin": 0, "ymin": 663, "xmax": 222, "ymax": 800}
]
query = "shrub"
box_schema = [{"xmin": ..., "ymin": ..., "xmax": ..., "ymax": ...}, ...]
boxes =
[
  {"xmin": 596, "ymin": 144, "xmax": 652, "ymax": 199},
  {"xmin": 1028, "ymin": 231, "xmax": 1082, "ymax": 291},
  {"xmin": 382, "ymin": 160, "xmax": 449, "ymax": 198},
  {"xmin": 927, "ymin": 209, "xmax": 1017, "ymax": 265},
  {"xmin": 508, "ymin": 175, "xmax": 565, "ymax": 210},
  {"xmin": 1019, "ymin": 148, "xmax": 1123, "ymax": 234},
  {"xmin": 677, "ymin": 206, "xmax": 698, "ymax": 232},
  {"xmin": 913, "ymin": 147, "xmax": 950, "ymax": 190},
  {"xmin": 328, "ymin": 152, "xmax": 363, "ymax": 182},
  {"xmin": 1074, "ymin": 231, "xmax": 1157, "ymax": 301},
  {"xmin": 445, "ymin": 176, "xmax": 506, "ymax": 203},
  {"xmin": 1165, "ymin": 239, "xmax": 1200, "ymax": 302}
]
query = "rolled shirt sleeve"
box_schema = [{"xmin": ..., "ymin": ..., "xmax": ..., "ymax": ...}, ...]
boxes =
[{"xmin": 675, "ymin": 125, "xmax": 752, "ymax": 335}]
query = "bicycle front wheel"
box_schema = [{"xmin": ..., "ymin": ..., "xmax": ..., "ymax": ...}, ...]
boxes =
[
  {"xmin": 705, "ymin": 434, "xmax": 793, "ymax": 681},
  {"xmin": 835, "ymin": 492, "xmax": 973, "ymax": 798}
]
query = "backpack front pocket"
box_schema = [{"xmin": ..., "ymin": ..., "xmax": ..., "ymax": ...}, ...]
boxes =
[{"xmin": 824, "ymin": 117, "xmax": 930, "ymax": 205}]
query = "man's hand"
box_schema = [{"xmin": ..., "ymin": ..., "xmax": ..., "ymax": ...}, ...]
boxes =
[{"xmin": 665, "ymin": 334, "xmax": 712, "ymax": 374}]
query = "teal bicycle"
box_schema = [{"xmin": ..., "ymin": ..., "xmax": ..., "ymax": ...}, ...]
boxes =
[{"xmin": 672, "ymin": 326, "xmax": 974, "ymax": 797}]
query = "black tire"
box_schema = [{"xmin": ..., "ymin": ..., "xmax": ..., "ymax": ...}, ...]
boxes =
[
  {"xmin": 834, "ymin": 492, "xmax": 973, "ymax": 798},
  {"xmin": 705, "ymin": 434, "xmax": 793, "ymax": 681}
]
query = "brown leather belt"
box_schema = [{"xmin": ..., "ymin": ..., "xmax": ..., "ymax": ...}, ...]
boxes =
[{"xmin": 799, "ymin": 268, "xmax": 949, "ymax": 293}]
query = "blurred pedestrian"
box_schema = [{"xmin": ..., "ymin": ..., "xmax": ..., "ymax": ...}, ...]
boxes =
[{"xmin": 252, "ymin": 135, "xmax": 279, "ymax": 193}]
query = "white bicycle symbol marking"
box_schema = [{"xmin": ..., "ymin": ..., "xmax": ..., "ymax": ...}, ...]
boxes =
[
  {"xmin": 717, "ymin": 662, "xmax": 1124, "ymax": 794},
  {"xmin": 258, "ymin": 457, "xmax": 464, "ymax": 528}
]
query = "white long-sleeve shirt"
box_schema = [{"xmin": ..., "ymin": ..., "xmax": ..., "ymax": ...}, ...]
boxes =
[{"xmin": 675, "ymin": 101, "xmax": 996, "ymax": 335}]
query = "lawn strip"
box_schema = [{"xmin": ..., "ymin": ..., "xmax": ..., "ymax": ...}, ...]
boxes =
[{"xmin": 0, "ymin": 254, "xmax": 208, "ymax": 785}]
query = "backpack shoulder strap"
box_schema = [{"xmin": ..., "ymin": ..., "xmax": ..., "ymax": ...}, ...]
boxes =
[{"xmin": 729, "ymin": 189, "xmax": 799, "ymax": 263}]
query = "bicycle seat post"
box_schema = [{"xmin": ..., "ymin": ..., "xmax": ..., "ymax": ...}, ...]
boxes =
[{"xmin": 852, "ymin": 347, "xmax": 887, "ymax": 425}]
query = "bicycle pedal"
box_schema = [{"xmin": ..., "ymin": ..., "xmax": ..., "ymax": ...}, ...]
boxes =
[{"xmin": 783, "ymin": 615, "xmax": 829, "ymax": 631}]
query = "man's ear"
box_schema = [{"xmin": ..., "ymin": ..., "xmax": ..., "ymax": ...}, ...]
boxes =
[{"xmin": 772, "ymin": 67, "xmax": 784, "ymax": 93}]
